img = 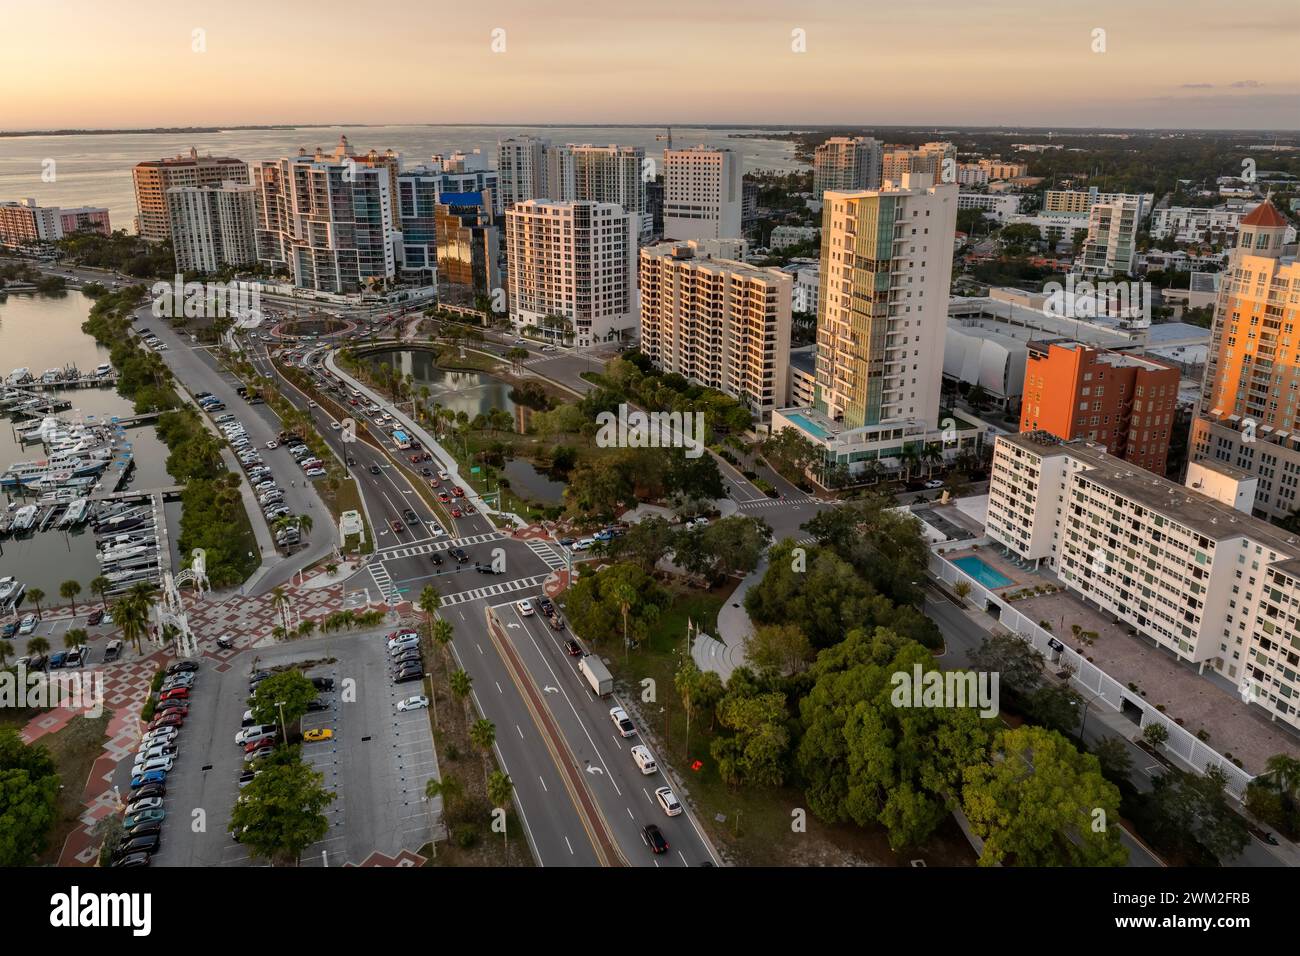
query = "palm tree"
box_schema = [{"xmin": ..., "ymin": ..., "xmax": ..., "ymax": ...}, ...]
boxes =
[
  {"xmin": 611, "ymin": 579, "xmax": 636, "ymax": 663},
  {"xmin": 449, "ymin": 669, "xmax": 473, "ymax": 724},
  {"xmin": 296, "ymin": 513, "xmax": 313, "ymax": 538},
  {"xmin": 425, "ymin": 773, "xmax": 464, "ymax": 822},
  {"xmin": 1262, "ymin": 754, "xmax": 1300, "ymax": 799},
  {"xmin": 26, "ymin": 636, "xmax": 50, "ymax": 658},
  {"xmin": 60, "ymin": 579, "xmax": 82, "ymax": 614},
  {"xmin": 114, "ymin": 595, "xmax": 149, "ymax": 654},
  {"xmin": 271, "ymin": 586, "xmax": 290, "ymax": 632},
  {"xmin": 430, "ymin": 618, "xmax": 454, "ymax": 674},
  {"xmin": 469, "ymin": 718, "xmax": 496, "ymax": 786},
  {"xmin": 64, "ymin": 627, "xmax": 88, "ymax": 650},
  {"xmin": 90, "ymin": 575, "xmax": 111, "ymax": 611},
  {"xmin": 26, "ymin": 587, "xmax": 45, "ymax": 619},
  {"xmin": 486, "ymin": 770, "xmax": 514, "ymax": 860},
  {"xmin": 0, "ymin": 640, "xmax": 12, "ymax": 667},
  {"xmin": 418, "ymin": 585, "xmax": 440, "ymax": 639},
  {"xmin": 297, "ymin": 619, "xmax": 317, "ymax": 638}
]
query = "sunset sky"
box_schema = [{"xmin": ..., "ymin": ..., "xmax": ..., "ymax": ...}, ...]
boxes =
[{"xmin": 3, "ymin": 0, "xmax": 1299, "ymax": 130}]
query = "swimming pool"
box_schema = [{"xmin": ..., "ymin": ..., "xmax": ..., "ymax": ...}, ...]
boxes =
[
  {"xmin": 952, "ymin": 555, "xmax": 1013, "ymax": 590},
  {"xmin": 784, "ymin": 412, "xmax": 832, "ymax": 440}
]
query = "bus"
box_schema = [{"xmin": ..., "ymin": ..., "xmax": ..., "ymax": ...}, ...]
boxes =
[{"xmin": 392, "ymin": 429, "xmax": 412, "ymax": 450}]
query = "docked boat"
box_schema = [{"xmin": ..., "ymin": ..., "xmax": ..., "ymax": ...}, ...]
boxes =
[
  {"xmin": 0, "ymin": 576, "xmax": 24, "ymax": 609},
  {"xmin": 97, "ymin": 532, "xmax": 154, "ymax": 550},
  {"xmin": 99, "ymin": 543, "xmax": 151, "ymax": 563},
  {"xmin": 59, "ymin": 497, "xmax": 89, "ymax": 528},
  {"xmin": 11, "ymin": 505, "xmax": 38, "ymax": 531}
]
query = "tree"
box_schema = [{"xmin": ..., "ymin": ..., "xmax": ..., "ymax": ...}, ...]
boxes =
[
  {"xmin": 968, "ymin": 633, "xmax": 1045, "ymax": 699},
  {"xmin": 1092, "ymin": 736, "xmax": 1134, "ymax": 785},
  {"xmin": 1024, "ymin": 682, "xmax": 1081, "ymax": 735},
  {"xmin": 60, "ymin": 580, "xmax": 82, "ymax": 614},
  {"xmin": 953, "ymin": 580, "xmax": 972, "ymax": 604},
  {"xmin": 1142, "ymin": 722, "xmax": 1169, "ymax": 750},
  {"xmin": 25, "ymin": 588, "xmax": 45, "ymax": 619},
  {"xmin": 418, "ymin": 585, "xmax": 440, "ymax": 640},
  {"xmin": 113, "ymin": 590, "xmax": 151, "ymax": 654},
  {"xmin": 565, "ymin": 563, "xmax": 666, "ymax": 653},
  {"xmin": 425, "ymin": 773, "xmax": 465, "ymax": 825},
  {"xmin": 63, "ymin": 627, "xmax": 88, "ymax": 651},
  {"xmin": 679, "ymin": 516, "xmax": 772, "ymax": 584},
  {"xmin": 450, "ymin": 669, "xmax": 474, "ymax": 723},
  {"xmin": 746, "ymin": 623, "xmax": 814, "ymax": 676},
  {"xmin": 961, "ymin": 725, "xmax": 1127, "ymax": 867},
  {"xmin": 90, "ymin": 575, "xmax": 111, "ymax": 611},
  {"xmin": 228, "ymin": 747, "xmax": 335, "ymax": 866},
  {"xmin": 0, "ymin": 729, "xmax": 60, "ymax": 866},
  {"xmin": 487, "ymin": 770, "xmax": 514, "ymax": 860},
  {"xmin": 469, "ymin": 718, "xmax": 496, "ymax": 786},
  {"xmin": 25, "ymin": 636, "xmax": 50, "ymax": 658},
  {"xmin": 965, "ymin": 383, "xmax": 990, "ymax": 411},
  {"xmin": 0, "ymin": 641, "xmax": 11, "ymax": 668},
  {"xmin": 430, "ymin": 618, "xmax": 454, "ymax": 675},
  {"xmin": 1146, "ymin": 767, "xmax": 1249, "ymax": 862},
  {"xmin": 249, "ymin": 671, "xmax": 319, "ymax": 731},
  {"xmin": 711, "ymin": 675, "xmax": 790, "ymax": 790},
  {"xmin": 619, "ymin": 516, "xmax": 676, "ymax": 573}
]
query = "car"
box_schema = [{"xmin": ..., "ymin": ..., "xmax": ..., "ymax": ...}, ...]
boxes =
[
  {"xmin": 643, "ymin": 824, "xmax": 669, "ymax": 854},
  {"xmin": 147, "ymin": 714, "xmax": 183, "ymax": 732},
  {"xmin": 311, "ymin": 677, "xmax": 334, "ymax": 691},
  {"xmin": 141, "ymin": 730, "xmax": 177, "ymax": 749},
  {"xmin": 153, "ymin": 702, "xmax": 188, "ymax": 717},
  {"xmin": 87, "ymin": 608, "xmax": 104, "ymax": 626},
  {"xmin": 430, "ymin": 552, "xmax": 444, "ymax": 566},
  {"xmin": 630, "ymin": 745, "xmax": 657, "ymax": 774},
  {"xmin": 370, "ymin": 464, "xmax": 382, "ymax": 475},
  {"xmin": 463, "ymin": 504, "xmax": 476, "ymax": 515},
  {"xmin": 572, "ymin": 538, "xmax": 594, "ymax": 552},
  {"xmin": 474, "ymin": 562, "xmax": 502, "ymax": 575},
  {"xmin": 437, "ymin": 470, "xmax": 449, "ymax": 481},
  {"xmin": 390, "ymin": 519, "xmax": 404, "ymax": 534},
  {"xmin": 609, "ymin": 706, "xmax": 636, "ymax": 738},
  {"xmin": 303, "ymin": 728, "xmax": 334, "ymax": 742},
  {"xmin": 408, "ymin": 454, "xmax": 422, "ymax": 464},
  {"xmin": 450, "ymin": 547, "xmax": 468, "ymax": 563},
  {"xmin": 243, "ymin": 748, "xmax": 273, "ymax": 764},
  {"xmin": 126, "ymin": 795, "xmax": 164, "ymax": 813},
  {"xmin": 244, "ymin": 737, "xmax": 276, "ymax": 754},
  {"xmin": 122, "ymin": 807, "xmax": 166, "ymax": 829},
  {"xmin": 137, "ymin": 743, "xmax": 179, "ymax": 763},
  {"xmin": 254, "ymin": 479, "xmax": 277, "ymax": 491},
  {"xmin": 162, "ymin": 672, "xmax": 195, "ymax": 686},
  {"xmin": 346, "ymin": 455, "xmax": 357, "ymax": 466},
  {"xmin": 397, "ymin": 695, "xmax": 429, "ymax": 712},
  {"xmin": 305, "ymin": 698, "xmax": 330, "ymax": 713},
  {"xmin": 111, "ymin": 850, "xmax": 151, "ymax": 868},
  {"xmin": 392, "ymin": 651, "xmax": 422, "ymax": 668},
  {"xmin": 125, "ymin": 821, "xmax": 163, "ymax": 841},
  {"xmin": 451, "ymin": 507, "xmax": 462, "ymax": 518},
  {"xmin": 330, "ymin": 421, "xmax": 340, "ymax": 430},
  {"xmin": 17, "ymin": 615, "xmax": 37, "ymax": 635},
  {"xmin": 130, "ymin": 782, "xmax": 166, "ymax": 802},
  {"xmin": 388, "ymin": 642, "xmax": 420, "ymax": 658},
  {"xmin": 167, "ymin": 660, "xmax": 199, "ymax": 675},
  {"xmin": 1, "ymin": 623, "xmax": 15, "ymax": 639},
  {"xmin": 403, "ymin": 508, "xmax": 419, "ymax": 524},
  {"xmin": 394, "ymin": 669, "xmax": 423, "ymax": 685},
  {"xmin": 236, "ymin": 725, "xmax": 278, "ymax": 746},
  {"xmin": 308, "ymin": 401, "xmax": 317, "ymax": 408},
  {"xmin": 516, "ymin": 599, "xmax": 534, "ymax": 617},
  {"xmin": 238, "ymin": 771, "xmax": 260, "ymax": 788},
  {"xmin": 305, "ymin": 467, "xmax": 326, "ymax": 479},
  {"xmin": 265, "ymin": 440, "xmax": 278, "ymax": 449},
  {"xmin": 594, "ymin": 529, "xmax": 614, "ymax": 542},
  {"xmin": 421, "ymin": 467, "xmax": 432, "ymax": 477},
  {"xmin": 451, "ymin": 486, "xmax": 465, "ymax": 498},
  {"xmin": 130, "ymin": 770, "xmax": 167, "ymax": 789},
  {"xmin": 923, "ymin": 479, "xmax": 945, "ymax": 489},
  {"xmin": 437, "ymin": 492, "xmax": 451, "ymax": 503},
  {"xmin": 565, "ymin": 639, "xmax": 582, "ymax": 656},
  {"xmin": 158, "ymin": 687, "xmax": 189, "ymax": 701}
]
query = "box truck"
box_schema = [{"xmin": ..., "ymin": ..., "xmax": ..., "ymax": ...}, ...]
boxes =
[{"xmin": 578, "ymin": 655, "xmax": 614, "ymax": 697}]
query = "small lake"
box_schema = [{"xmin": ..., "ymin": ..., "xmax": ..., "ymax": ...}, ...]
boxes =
[
  {"xmin": 502, "ymin": 458, "xmax": 567, "ymax": 506},
  {"xmin": 362, "ymin": 349, "xmax": 517, "ymax": 420}
]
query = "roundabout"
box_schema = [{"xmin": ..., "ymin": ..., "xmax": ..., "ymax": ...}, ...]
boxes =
[{"xmin": 268, "ymin": 314, "xmax": 357, "ymax": 342}]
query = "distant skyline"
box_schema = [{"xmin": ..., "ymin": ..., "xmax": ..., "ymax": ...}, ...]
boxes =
[{"xmin": 5, "ymin": 0, "xmax": 1300, "ymax": 131}]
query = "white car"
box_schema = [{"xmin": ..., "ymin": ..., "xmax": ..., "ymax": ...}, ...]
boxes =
[
  {"xmin": 654, "ymin": 786, "xmax": 682, "ymax": 817},
  {"xmin": 609, "ymin": 707, "xmax": 636, "ymax": 738},
  {"xmin": 330, "ymin": 421, "xmax": 340, "ymax": 430},
  {"xmin": 572, "ymin": 538, "xmax": 594, "ymax": 552},
  {"xmin": 308, "ymin": 401, "xmax": 318, "ymax": 408},
  {"xmin": 265, "ymin": 440, "xmax": 278, "ymax": 449},
  {"xmin": 516, "ymin": 599, "xmax": 534, "ymax": 617},
  {"xmin": 436, "ymin": 470, "xmax": 449, "ymax": 481},
  {"xmin": 923, "ymin": 479, "xmax": 945, "ymax": 489},
  {"xmin": 397, "ymin": 695, "xmax": 429, "ymax": 713},
  {"xmin": 17, "ymin": 615, "xmax": 38, "ymax": 635}
]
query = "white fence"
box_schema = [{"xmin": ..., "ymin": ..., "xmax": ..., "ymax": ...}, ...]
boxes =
[{"xmin": 931, "ymin": 551, "xmax": 1255, "ymax": 798}]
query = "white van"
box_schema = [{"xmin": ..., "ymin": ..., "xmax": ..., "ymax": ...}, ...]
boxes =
[
  {"xmin": 630, "ymin": 744, "xmax": 657, "ymax": 775},
  {"xmin": 235, "ymin": 725, "xmax": 278, "ymax": 747}
]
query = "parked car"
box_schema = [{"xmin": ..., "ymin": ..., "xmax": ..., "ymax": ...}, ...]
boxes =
[
  {"xmin": 303, "ymin": 728, "xmax": 334, "ymax": 742},
  {"xmin": 122, "ymin": 808, "xmax": 165, "ymax": 830},
  {"xmin": 397, "ymin": 695, "xmax": 429, "ymax": 712}
]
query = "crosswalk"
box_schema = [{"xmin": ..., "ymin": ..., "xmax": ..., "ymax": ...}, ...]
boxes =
[
  {"xmin": 374, "ymin": 530, "xmax": 504, "ymax": 563},
  {"xmin": 736, "ymin": 496, "xmax": 812, "ymax": 510},
  {"xmin": 438, "ymin": 573, "xmax": 548, "ymax": 607},
  {"xmin": 369, "ymin": 562, "xmax": 396, "ymax": 602},
  {"xmin": 525, "ymin": 538, "xmax": 567, "ymax": 570}
]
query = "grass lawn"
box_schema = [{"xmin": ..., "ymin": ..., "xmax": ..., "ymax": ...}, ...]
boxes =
[
  {"xmin": 37, "ymin": 712, "xmax": 112, "ymax": 865},
  {"xmin": 604, "ymin": 582, "xmax": 977, "ymax": 867}
]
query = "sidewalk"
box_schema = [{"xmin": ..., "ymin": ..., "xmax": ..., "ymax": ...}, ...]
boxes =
[
  {"xmin": 695, "ymin": 560, "xmax": 764, "ymax": 680},
  {"xmin": 323, "ymin": 349, "xmax": 527, "ymax": 529}
]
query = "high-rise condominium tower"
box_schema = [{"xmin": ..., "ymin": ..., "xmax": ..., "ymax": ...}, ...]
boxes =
[
  {"xmin": 497, "ymin": 136, "xmax": 550, "ymax": 208},
  {"xmin": 662, "ymin": 146, "xmax": 743, "ymax": 242},
  {"xmin": 1190, "ymin": 201, "xmax": 1300, "ymax": 520},
  {"xmin": 166, "ymin": 182, "xmax": 258, "ymax": 273},
  {"xmin": 547, "ymin": 144, "xmax": 649, "ymax": 233},
  {"xmin": 813, "ymin": 136, "xmax": 882, "ymax": 196},
  {"xmin": 505, "ymin": 200, "xmax": 636, "ymax": 347},
  {"xmin": 133, "ymin": 148, "xmax": 249, "ymax": 241},
  {"xmin": 814, "ymin": 173, "xmax": 958, "ymax": 430}
]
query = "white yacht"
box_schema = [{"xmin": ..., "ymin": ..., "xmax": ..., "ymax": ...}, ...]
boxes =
[
  {"xmin": 59, "ymin": 497, "xmax": 89, "ymax": 528},
  {"xmin": 0, "ymin": 576, "xmax": 24, "ymax": 609},
  {"xmin": 11, "ymin": 505, "xmax": 38, "ymax": 531}
]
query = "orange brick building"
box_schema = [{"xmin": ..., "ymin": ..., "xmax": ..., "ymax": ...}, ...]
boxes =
[{"xmin": 1020, "ymin": 342, "xmax": 1180, "ymax": 474}]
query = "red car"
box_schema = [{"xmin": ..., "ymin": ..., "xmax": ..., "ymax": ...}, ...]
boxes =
[
  {"xmin": 87, "ymin": 607, "xmax": 105, "ymax": 626},
  {"xmin": 148, "ymin": 714, "xmax": 184, "ymax": 731},
  {"xmin": 244, "ymin": 737, "xmax": 275, "ymax": 754},
  {"xmin": 409, "ymin": 454, "xmax": 422, "ymax": 464},
  {"xmin": 158, "ymin": 687, "xmax": 189, "ymax": 701},
  {"xmin": 451, "ymin": 508, "xmax": 462, "ymax": 518},
  {"xmin": 390, "ymin": 519, "xmax": 404, "ymax": 534},
  {"xmin": 451, "ymin": 486, "xmax": 465, "ymax": 498},
  {"xmin": 437, "ymin": 492, "xmax": 450, "ymax": 503},
  {"xmin": 348, "ymin": 398, "xmax": 359, "ymax": 406}
]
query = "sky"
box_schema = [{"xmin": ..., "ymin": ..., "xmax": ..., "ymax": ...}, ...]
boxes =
[{"xmin": 2, "ymin": 0, "xmax": 1299, "ymax": 131}]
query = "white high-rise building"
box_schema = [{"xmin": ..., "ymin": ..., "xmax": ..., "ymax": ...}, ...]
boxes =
[
  {"xmin": 812, "ymin": 136, "xmax": 882, "ymax": 197},
  {"xmin": 662, "ymin": 145, "xmax": 743, "ymax": 242},
  {"xmin": 166, "ymin": 182, "xmax": 258, "ymax": 273},
  {"xmin": 505, "ymin": 200, "xmax": 636, "ymax": 347},
  {"xmin": 252, "ymin": 153, "xmax": 395, "ymax": 294},
  {"xmin": 1079, "ymin": 196, "xmax": 1141, "ymax": 275},
  {"xmin": 497, "ymin": 135, "xmax": 550, "ymax": 209},
  {"xmin": 546, "ymin": 144, "xmax": 648, "ymax": 235},
  {"xmin": 814, "ymin": 173, "xmax": 959, "ymax": 431},
  {"xmin": 639, "ymin": 239, "xmax": 791, "ymax": 417}
]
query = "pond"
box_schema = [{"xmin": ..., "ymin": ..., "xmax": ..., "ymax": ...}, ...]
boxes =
[
  {"xmin": 502, "ymin": 458, "xmax": 567, "ymax": 506},
  {"xmin": 361, "ymin": 349, "xmax": 517, "ymax": 421}
]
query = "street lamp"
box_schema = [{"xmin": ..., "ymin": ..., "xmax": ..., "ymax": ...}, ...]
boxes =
[{"xmin": 275, "ymin": 700, "xmax": 288, "ymax": 742}]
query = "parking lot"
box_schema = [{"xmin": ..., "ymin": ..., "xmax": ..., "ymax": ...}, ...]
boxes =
[{"xmin": 139, "ymin": 628, "xmax": 439, "ymax": 867}]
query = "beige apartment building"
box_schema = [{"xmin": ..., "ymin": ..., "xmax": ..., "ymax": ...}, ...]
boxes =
[
  {"xmin": 133, "ymin": 147, "xmax": 249, "ymax": 241},
  {"xmin": 882, "ymin": 142, "xmax": 955, "ymax": 186},
  {"xmin": 812, "ymin": 136, "xmax": 882, "ymax": 197},
  {"xmin": 986, "ymin": 431, "xmax": 1300, "ymax": 729},
  {"xmin": 639, "ymin": 239, "xmax": 791, "ymax": 417},
  {"xmin": 1191, "ymin": 201, "xmax": 1300, "ymax": 520}
]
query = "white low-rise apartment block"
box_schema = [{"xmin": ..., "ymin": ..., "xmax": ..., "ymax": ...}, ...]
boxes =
[
  {"xmin": 957, "ymin": 192, "xmax": 1022, "ymax": 223},
  {"xmin": 505, "ymin": 199, "xmax": 636, "ymax": 347},
  {"xmin": 769, "ymin": 225, "xmax": 819, "ymax": 250},
  {"xmin": 986, "ymin": 431, "xmax": 1300, "ymax": 728},
  {"xmin": 639, "ymin": 239, "xmax": 791, "ymax": 417}
]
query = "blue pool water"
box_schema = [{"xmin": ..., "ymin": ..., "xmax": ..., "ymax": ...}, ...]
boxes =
[
  {"xmin": 785, "ymin": 412, "xmax": 832, "ymax": 440},
  {"xmin": 953, "ymin": 555, "xmax": 1013, "ymax": 589}
]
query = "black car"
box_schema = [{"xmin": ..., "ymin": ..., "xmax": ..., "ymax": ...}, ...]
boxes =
[
  {"xmin": 305, "ymin": 698, "xmax": 330, "ymax": 713},
  {"xmin": 564, "ymin": 639, "xmax": 582, "ymax": 656},
  {"xmin": 393, "ymin": 670, "xmax": 423, "ymax": 685},
  {"xmin": 167, "ymin": 661, "xmax": 200, "ymax": 675},
  {"xmin": 127, "ymin": 821, "xmax": 163, "ymax": 841},
  {"xmin": 346, "ymin": 456, "xmax": 357, "ymax": 466},
  {"xmin": 643, "ymin": 824, "xmax": 669, "ymax": 854},
  {"xmin": 111, "ymin": 851, "xmax": 151, "ymax": 868},
  {"xmin": 311, "ymin": 677, "xmax": 334, "ymax": 691},
  {"xmin": 153, "ymin": 700, "xmax": 188, "ymax": 715},
  {"xmin": 474, "ymin": 562, "xmax": 502, "ymax": 575},
  {"xmin": 370, "ymin": 464, "xmax": 382, "ymax": 475},
  {"xmin": 429, "ymin": 552, "xmax": 444, "ymax": 566},
  {"xmin": 130, "ymin": 783, "xmax": 166, "ymax": 802},
  {"xmin": 392, "ymin": 652, "xmax": 422, "ymax": 668},
  {"xmin": 115, "ymin": 834, "xmax": 161, "ymax": 859},
  {"xmin": 450, "ymin": 548, "xmax": 468, "ymax": 563},
  {"xmin": 538, "ymin": 597, "xmax": 554, "ymax": 615},
  {"xmin": 249, "ymin": 670, "xmax": 272, "ymax": 682},
  {"xmin": 403, "ymin": 508, "xmax": 419, "ymax": 524}
]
